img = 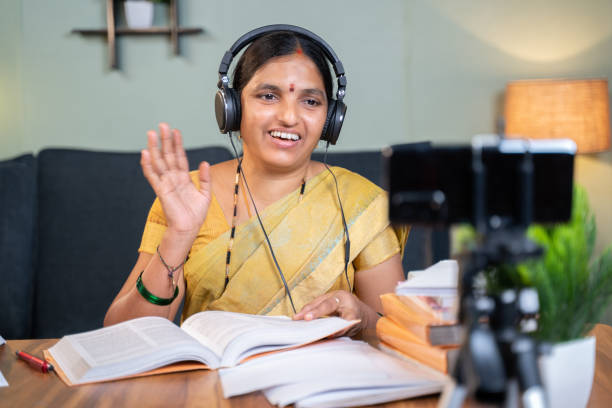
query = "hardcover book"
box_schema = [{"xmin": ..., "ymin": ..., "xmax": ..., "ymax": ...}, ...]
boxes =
[{"xmin": 45, "ymin": 311, "xmax": 357, "ymax": 386}]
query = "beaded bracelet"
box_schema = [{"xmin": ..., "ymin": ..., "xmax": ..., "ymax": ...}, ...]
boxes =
[
  {"xmin": 136, "ymin": 271, "xmax": 179, "ymax": 306},
  {"xmin": 156, "ymin": 245, "xmax": 188, "ymax": 288}
]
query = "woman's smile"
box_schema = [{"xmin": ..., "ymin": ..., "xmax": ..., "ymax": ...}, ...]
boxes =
[
  {"xmin": 269, "ymin": 129, "xmax": 300, "ymax": 141},
  {"xmin": 267, "ymin": 128, "xmax": 302, "ymax": 149}
]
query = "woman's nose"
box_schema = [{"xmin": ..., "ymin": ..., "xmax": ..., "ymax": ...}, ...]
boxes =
[{"xmin": 278, "ymin": 99, "xmax": 298, "ymax": 126}]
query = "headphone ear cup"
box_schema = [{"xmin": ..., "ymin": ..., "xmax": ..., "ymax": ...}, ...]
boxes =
[
  {"xmin": 321, "ymin": 100, "xmax": 346, "ymax": 145},
  {"xmin": 214, "ymin": 89, "xmax": 228, "ymax": 133},
  {"xmin": 215, "ymin": 87, "xmax": 242, "ymax": 133},
  {"xmin": 229, "ymin": 88, "xmax": 241, "ymax": 132},
  {"xmin": 321, "ymin": 100, "xmax": 336, "ymax": 144}
]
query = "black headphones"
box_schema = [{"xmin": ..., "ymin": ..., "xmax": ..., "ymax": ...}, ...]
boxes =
[{"xmin": 214, "ymin": 24, "xmax": 347, "ymax": 145}]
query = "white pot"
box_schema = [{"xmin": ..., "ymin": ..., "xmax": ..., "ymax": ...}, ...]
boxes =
[
  {"xmin": 539, "ymin": 336, "xmax": 596, "ymax": 408},
  {"xmin": 124, "ymin": 1, "xmax": 154, "ymax": 29}
]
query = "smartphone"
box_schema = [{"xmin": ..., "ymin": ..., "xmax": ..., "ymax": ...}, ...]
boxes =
[{"xmin": 384, "ymin": 138, "xmax": 576, "ymax": 226}]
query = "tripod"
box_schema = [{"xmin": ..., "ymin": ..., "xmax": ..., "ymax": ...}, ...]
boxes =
[
  {"xmin": 439, "ymin": 228, "xmax": 547, "ymax": 408},
  {"xmin": 441, "ymin": 139, "xmax": 547, "ymax": 407}
]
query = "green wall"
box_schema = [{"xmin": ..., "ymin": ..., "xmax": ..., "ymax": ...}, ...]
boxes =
[
  {"xmin": 4, "ymin": 1, "xmax": 611, "ymax": 154},
  {"xmin": 0, "ymin": 0, "xmax": 25, "ymax": 155},
  {"xmin": 1, "ymin": 0, "xmax": 409, "ymax": 155},
  {"xmin": 2, "ymin": 0, "xmax": 612, "ymax": 317}
]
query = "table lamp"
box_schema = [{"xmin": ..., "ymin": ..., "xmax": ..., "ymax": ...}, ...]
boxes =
[{"xmin": 504, "ymin": 78, "xmax": 611, "ymax": 153}]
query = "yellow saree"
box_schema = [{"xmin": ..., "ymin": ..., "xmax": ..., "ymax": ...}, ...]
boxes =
[{"xmin": 139, "ymin": 166, "xmax": 407, "ymax": 320}]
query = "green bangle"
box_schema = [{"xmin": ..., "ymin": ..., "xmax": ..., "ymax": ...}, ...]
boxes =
[{"xmin": 136, "ymin": 271, "xmax": 179, "ymax": 306}]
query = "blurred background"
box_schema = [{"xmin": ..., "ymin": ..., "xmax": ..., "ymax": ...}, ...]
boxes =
[{"xmin": 2, "ymin": 0, "xmax": 611, "ymax": 312}]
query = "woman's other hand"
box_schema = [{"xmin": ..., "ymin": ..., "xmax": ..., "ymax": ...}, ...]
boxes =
[
  {"xmin": 293, "ymin": 290, "xmax": 376, "ymax": 337},
  {"xmin": 141, "ymin": 123, "xmax": 212, "ymax": 240},
  {"xmin": 292, "ymin": 254, "xmax": 404, "ymax": 337}
]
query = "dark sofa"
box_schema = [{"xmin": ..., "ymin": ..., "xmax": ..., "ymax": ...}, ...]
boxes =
[{"xmin": 0, "ymin": 147, "xmax": 447, "ymax": 339}]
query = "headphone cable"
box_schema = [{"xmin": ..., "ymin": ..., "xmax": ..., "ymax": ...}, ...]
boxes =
[
  {"xmin": 323, "ymin": 142, "xmax": 352, "ymax": 293},
  {"xmin": 228, "ymin": 132, "xmax": 297, "ymax": 314}
]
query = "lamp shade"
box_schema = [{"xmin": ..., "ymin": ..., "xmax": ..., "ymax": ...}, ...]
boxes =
[{"xmin": 504, "ymin": 79, "xmax": 611, "ymax": 153}]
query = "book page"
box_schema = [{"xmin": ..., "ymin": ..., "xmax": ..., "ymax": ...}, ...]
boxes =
[
  {"xmin": 219, "ymin": 338, "xmax": 446, "ymax": 399},
  {"xmin": 180, "ymin": 311, "xmax": 357, "ymax": 366},
  {"xmin": 48, "ymin": 316, "xmax": 216, "ymax": 384},
  {"xmin": 397, "ymin": 260, "xmax": 458, "ymax": 296},
  {"xmin": 265, "ymin": 376, "xmax": 443, "ymax": 407},
  {"xmin": 294, "ymin": 383, "xmax": 445, "ymax": 408},
  {"xmin": 181, "ymin": 312, "xmax": 292, "ymax": 357}
]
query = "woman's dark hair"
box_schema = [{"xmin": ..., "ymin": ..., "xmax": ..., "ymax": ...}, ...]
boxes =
[{"xmin": 232, "ymin": 31, "xmax": 334, "ymax": 101}]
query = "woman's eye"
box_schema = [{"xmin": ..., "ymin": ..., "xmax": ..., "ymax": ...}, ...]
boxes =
[
  {"xmin": 304, "ymin": 99, "xmax": 321, "ymax": 106},
  {"xmin": 259, "ymin": 93, "xmax": 277, "ymax": 101}
]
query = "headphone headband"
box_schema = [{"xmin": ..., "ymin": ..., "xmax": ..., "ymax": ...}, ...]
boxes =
[
  {"xmin": 214, "ymin": 24, "xmax": 347, "ymax": 145},
  {"xmin": 217, "ymin": 24, "xmax": 346, "ymax": 100}
]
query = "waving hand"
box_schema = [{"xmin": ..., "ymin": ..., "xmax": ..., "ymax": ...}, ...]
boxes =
[{"xmin": 141, "ymin": 123, "xmax": 212, "ymax": 239}]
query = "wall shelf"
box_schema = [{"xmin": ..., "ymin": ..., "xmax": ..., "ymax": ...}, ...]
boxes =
[
  {"xmin": 72, "ymin": 27, "xmax": 203, "ymax": 36},
  {"xmin": 72, "ymin": 0, "xmax": 203, "ymax": 69}
]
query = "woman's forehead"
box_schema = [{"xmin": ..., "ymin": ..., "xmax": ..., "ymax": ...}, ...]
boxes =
[{"xmin": 247, "ymin": 54, "xmax": 325, "ymax": 90}]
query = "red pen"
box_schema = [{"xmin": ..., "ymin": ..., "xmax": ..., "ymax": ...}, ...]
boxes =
[{"xmin": 15, "ymin": 350, "xmax": 54, "ymax": 373}]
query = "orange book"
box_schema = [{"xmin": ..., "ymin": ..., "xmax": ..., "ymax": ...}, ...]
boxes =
[
  {"xmin": 376, "ymin": 316, "xmax": 458, "ymax": 374},
  {"xmin": 380, "ymin": 293, "xmax": 461, "ymax": 346}
]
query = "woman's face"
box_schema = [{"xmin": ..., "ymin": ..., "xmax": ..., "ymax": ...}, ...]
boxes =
[{"xmin": 239, "ymin": 53, "xmax": 328, "ymax": 172}]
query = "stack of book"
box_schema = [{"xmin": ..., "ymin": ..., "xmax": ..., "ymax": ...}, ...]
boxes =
[{"xmin": 376, "ymin": 260, "xmax": 462, "ymax": 374}]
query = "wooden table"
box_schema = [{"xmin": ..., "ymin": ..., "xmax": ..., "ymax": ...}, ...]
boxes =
[{"xmin": 1, "ymin": 325, "xmax": 611, "ymax": 408}]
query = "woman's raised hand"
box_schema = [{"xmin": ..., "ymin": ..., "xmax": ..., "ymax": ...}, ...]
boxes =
[{"xmin": 141, "ymin": 123, "xmax": 212, "ymax": 239}]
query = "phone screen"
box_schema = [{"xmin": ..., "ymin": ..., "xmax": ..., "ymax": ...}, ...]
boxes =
[{"xmin": 385, "ymin": 141, "xmax": 575, "ymax": 225}]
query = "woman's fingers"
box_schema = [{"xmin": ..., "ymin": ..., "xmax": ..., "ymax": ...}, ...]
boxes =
[
  {"xmin": 174, "ymin": 129, "xmax": 190, "ymax": 172},
  {"xmin": 293, "ymin": 292, "xmax": 363, "ymax": 338},
  {"xmin": 148, "ymin": 123, "xmax": 183, "ymax": 175},
  {"xmin": 198, "ymin": 161, "xmax": 211, "ymax": 197},
  {"xmin": 147, "ymin": 130, "xmax": 168, "ymax": 175},
  {"xmin": 159, "ymin": 123, "xmax": 178, "ymax": 170},
  {"xmin": 293, "ymin": 295, "xmax": 328, "ymax": 320},
  {"xmin": 295, "ymin": 293, "xmax": 349, "ymax": 321},
  {"xmin": 140, "ymin": 149, "xmax": 161, "ymax": 193}
]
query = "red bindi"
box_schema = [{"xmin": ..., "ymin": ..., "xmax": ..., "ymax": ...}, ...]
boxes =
[{"xmin": 289, "ymin": 83, "xmax": 295, "ymax": 92}]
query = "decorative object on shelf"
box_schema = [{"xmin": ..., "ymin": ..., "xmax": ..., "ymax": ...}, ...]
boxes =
[
  {"xmin": 72, "ymin": 0, "xmax": 203, "ymax": 69},
  {"xmin": 124, "ymin": 1, "xmax": 154, "ymax": 29},
  {"xmin": 504, "ymin": 78, "xmax": 611, "ymax": 153}
]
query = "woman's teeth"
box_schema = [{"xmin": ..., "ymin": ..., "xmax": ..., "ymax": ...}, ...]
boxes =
[{"xmin": 270, "ymin": 130, "xmax": 300, "ymax": 141}]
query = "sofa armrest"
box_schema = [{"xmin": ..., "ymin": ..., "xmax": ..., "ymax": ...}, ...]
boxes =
[{"xmin": 0, "ymin": 154, "xmax": 37, "ymax": 339}]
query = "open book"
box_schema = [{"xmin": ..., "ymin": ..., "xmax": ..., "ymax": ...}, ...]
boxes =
[
  {"xmin": 45, "ymin": 311, "xmax": 358, "ymax": 386},
  {"xmin": 220, "ymin": 338, "xmax": 447, "ymax": 408}
]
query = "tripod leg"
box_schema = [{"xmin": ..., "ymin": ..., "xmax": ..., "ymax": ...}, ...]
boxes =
[
  {"xmin": 438, "ymin": 379, "xmax": 468, "ymax": 408},
  {"xmin": 438, "ymin": 348, "xmax": 468, "ymax": 408},
  {"xmin": 504, "ymin": 379, "xmax": 519, "ymax": 408},
  {"xmin": 513, "ymin": 336, "xmax": 547, "ymax": 408}
]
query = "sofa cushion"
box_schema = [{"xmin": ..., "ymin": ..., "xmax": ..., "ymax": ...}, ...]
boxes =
[
  {"xmin": 0, "ymin": 154, "xmax": 37, "ymax": 339},
  {"xmin": 33, "ymin": 147, "xmax": 233, "ymax": 338},
  {"xmin": 311, "ymin": 150, "xmax": 383, "ymax": 186}
]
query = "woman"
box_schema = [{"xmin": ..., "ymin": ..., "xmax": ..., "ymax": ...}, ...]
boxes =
[{"xmin": 104, "ymin": 27, "xmax": 406, "ymax": 336}]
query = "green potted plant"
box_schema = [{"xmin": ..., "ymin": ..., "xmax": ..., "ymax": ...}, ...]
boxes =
[
  {"xmin": 487, "ymin": 186, "xmax": 612, "ymax": 342},
  {"xmin": 458, "ymin": 186, "xmax": 612, "ymax": 407}
]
